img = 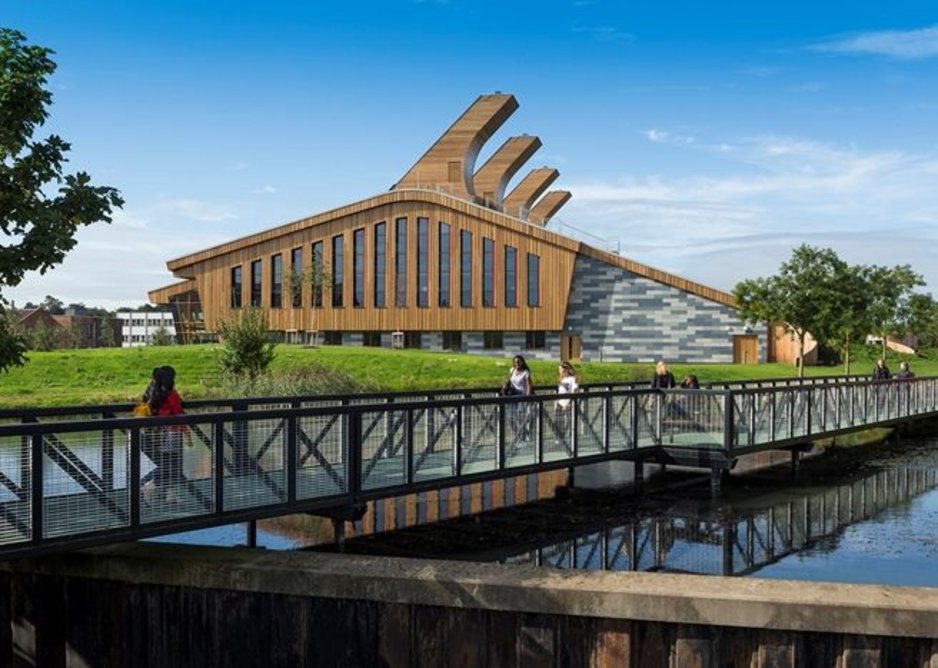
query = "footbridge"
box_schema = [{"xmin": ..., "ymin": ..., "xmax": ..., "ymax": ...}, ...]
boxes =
[{"xmin": 0, "ymin": 375, "xmax": 935, "ymax": 559}]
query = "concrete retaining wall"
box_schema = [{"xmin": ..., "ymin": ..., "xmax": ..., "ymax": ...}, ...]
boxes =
[{"xmin": 3, "ymin": 543, "xmax": 937, "ymax": 666}]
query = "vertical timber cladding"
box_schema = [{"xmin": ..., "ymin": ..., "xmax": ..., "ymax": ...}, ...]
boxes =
[
  {"xmin": 174, "ymin": 191, "xmax": 579, "ymax": 335},
  {"xmin": 563, "ymin": 253, "xmax": 760, "ymax": 364}
]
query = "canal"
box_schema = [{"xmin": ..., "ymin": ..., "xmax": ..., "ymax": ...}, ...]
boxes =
[{"xmin": 150, "ymin": 437, "xmax": 938, "ymax": 588}]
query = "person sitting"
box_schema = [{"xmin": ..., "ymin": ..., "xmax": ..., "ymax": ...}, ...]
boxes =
[
  {"xmin": 872, "ymin": 358, "xmax": 891, "ymax": 380},
  {"xmin": 680, "ymin": 375, "xmax": 700, "ymax": 389}
]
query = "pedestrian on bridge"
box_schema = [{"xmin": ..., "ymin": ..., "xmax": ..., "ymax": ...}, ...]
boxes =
[
  {"xmin": 143, "ymin": 366, "xmax": 188, "ymax": 505},
  {"xmin": 872, "ymin": 358, "xmax": 891, "ymax": 380},
  {"xmin": 651, "ymin": 360, "xmax": 676, "ymax": 389},
  {"xmin": 897, "ymin": 361, "xmax": 915, "ymax": 381}
]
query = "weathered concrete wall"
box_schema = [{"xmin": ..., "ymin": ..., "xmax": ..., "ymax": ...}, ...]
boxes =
[{"xmin": 3, "ymin": 543, "xmax": 937, "ymax": 667}]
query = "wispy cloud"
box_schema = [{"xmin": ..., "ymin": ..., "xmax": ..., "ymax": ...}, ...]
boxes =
[
  {"xmin": 811, "ymin": 25, "xmax": 938, "ymax": 60},
  {"xmin": 561, "ymin": 133, "xmax": 938, "ymax": 290},
  {"xmin": 156, "ymin": 199, "xmax": 238, "ymax": 223},
  {"xmin": 572, "ymin": 23, "xmax": 635, "ymax": 43},
  {"xmin": 253, "ymin": 185, "xmax": 278, "ymax": 195},
  {"xmin": 646, "ymin": 128, "xmax": 695, "ymax": 146}
]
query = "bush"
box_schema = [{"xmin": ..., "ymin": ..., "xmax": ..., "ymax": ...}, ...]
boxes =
[{"xmin": 216, "ymin": 308, "xmax": 276, "ymax": 380}]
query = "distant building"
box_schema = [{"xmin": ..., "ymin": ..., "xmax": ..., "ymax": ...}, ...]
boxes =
[
  {"xmin": 116, "ymin": 311, "xmax": 176, "ymax": 347},
  {"xmin": 15, "ymin": 308, "xmax": 120, "ymax": 349}
]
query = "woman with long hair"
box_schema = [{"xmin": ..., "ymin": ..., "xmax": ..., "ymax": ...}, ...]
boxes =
[{"xmin": 144, "ymin": 365, "xmax": 186, "ymax": 504}]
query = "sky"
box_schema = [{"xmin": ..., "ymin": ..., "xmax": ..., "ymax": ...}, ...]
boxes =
[{"xmin": 3, "ymin": 0, "xmax": 938, "ymax": 309}]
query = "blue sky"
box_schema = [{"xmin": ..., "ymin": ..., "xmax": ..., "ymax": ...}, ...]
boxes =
[{"xmin": 4, "ymin": 1, "xmax": 938, "ymax": 308}]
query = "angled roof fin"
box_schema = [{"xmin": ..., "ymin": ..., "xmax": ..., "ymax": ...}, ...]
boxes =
[
  {"xmin": 528, "ymin": 190, "xmax": 572, "ymax": 227},
  {"xmin": 503, "ymin": 168, "xmax": 560, "ymax": 220},
  {"xmin": 472, "ymin": 135, "xmax": 541, "ymax": 208}
]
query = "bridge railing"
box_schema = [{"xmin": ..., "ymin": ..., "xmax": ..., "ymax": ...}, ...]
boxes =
[{"xmin": 0, "ymin": 376, "xmax": 934, "ymax": 558}]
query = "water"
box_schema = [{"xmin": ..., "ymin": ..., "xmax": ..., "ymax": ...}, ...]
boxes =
[{"xmin": 319, "ymin": 439, "xmax": 938, "ymax": 587}]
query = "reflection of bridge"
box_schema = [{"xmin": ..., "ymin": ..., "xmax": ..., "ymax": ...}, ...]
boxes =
[
  {"xmin": 0, "ymin": 376, "xmax": 935, "ymax": 558},
  {"xmin": 506, "ymin": 467, "xmax": 938, "ymax": 577}
]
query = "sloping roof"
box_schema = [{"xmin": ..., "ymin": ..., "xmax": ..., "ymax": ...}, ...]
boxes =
[{"xmin": 165, "ymin": 188, "xmax": 735, "ymax": 308}]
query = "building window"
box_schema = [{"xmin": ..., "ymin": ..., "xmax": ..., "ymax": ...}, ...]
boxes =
[
  {"xmin": 395, "ymin": 217, "xmax": 407, "ymax": 307},
  {"xmin": 311, "ymin": 241, "xmax": 324, "ymax": 308},
  {"xmin": 323, "ymin": 331, "xmax": 342, "ymax": 345},
  {"xmin": 483, "ymin": 331, "xmax": 503, "ymax": 350},
  {"xmin": 417, "ymin": 217, "xmax": 429, "ymax": 307},
  {"xmin": 270, "ymin": 253, "xmax": 283, "ymax": 308},
  {"xmin": 527, "ymin": 253, "xmax": 540, "ymax": 307},
  {"xmin": 290, "ymin": 247, "xmax": 303, "ymax": 308},
  {"xmin": 251, "ymin": 259, "xmax": 262, "ymax": 307},
  {"xmin": 504, "ymin": 246, "xmax": 517, "ymax": 307},
  {"xmin": 374, "ymin": 222, "xmax": 386, "ymax": 308},
  {"xmin": 353, "ymin": 228, "xmax": 365, "ymax": 308},
  {"xmin": 332, "ymin": 234, "xmax": 344, "ymax": 308},
  {"xmin": 438, "ymin": 222, "xmax": 451, "ymax": 307},
  {"xmin": 363, "ymin": 331, "xmax": 382, "ymax": 347},
  {"xmin": 230, "ymin": 266, "xmax": 242, "ymax": 308},
  {"xmin": 525, "ymin": 331, "xmax": 546, "ymax": 349},
  {"xmin": 460, "ymin": 230, "xmax": 472, "ymax": 307},
  {"xmin": 482, "ymin": 237, "xmax": 495, "ymax": 307},
  {"xmin": 404, "ymin": 332, "xmax": 422, "ymax": 349},
  {"xmin": 442, "ymin": 331, "xmax": 462, "ymax": 351}
]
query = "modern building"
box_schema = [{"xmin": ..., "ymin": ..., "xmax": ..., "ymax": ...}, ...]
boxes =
[
  {"xmin": 116, "ymin": 311, "xmax": 177, "ymax": 347},
  {"xmin": 149, "ymin": 94, "xmax": 764, "ymax": 363}
]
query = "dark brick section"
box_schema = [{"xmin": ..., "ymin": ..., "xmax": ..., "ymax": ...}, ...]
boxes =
[{"xmin": 564, "ymin": 254, "xmax": 765, "ymax": 363}]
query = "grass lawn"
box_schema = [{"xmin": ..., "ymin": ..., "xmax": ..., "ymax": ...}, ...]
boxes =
[{"xmin": 0, "ymin": 343, "xmax": 932, "ymax": 409}]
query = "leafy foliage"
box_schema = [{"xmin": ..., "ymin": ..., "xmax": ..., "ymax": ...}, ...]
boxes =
[
  {"xmin": 0, "ymin": 29, "xmax": 123, "ymax": 372},
  {"xmin": 150, "ymin": 326, "xmax": 175, "ymax": 346},
  {"xmin": 216, "ymin": 308, "xmax": 276, "ymax": 380}
]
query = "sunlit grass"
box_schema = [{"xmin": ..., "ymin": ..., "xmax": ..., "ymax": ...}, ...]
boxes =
[{"xmin": 0, "ymin": 342, "xmax": 931, "ymax": 409}]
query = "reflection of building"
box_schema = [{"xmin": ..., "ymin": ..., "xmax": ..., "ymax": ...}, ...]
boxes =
[
  {"xmin": 116, "ymin": 311, "xmax": 176, "ymax": 347},
  {"xmin": 150, "ymin": 93, "xmax": 763, "ymax": 363}
]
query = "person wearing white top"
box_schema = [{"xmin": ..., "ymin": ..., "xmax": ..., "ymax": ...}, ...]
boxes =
[{"xmin": 554, "ymin": 361, "xmax": 578, "ymax": 450}]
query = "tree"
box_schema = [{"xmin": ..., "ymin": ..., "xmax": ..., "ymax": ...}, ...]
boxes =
[
  {"xmin": 150, "ymin": 326, "xmax": 174, "ymax": 346},
  {"xmin": 217, "ymin": 308, "xmax": 276, "ymax": 380},
  {"xmin": 41, "ymin": 295, "xmax": 65, "ymax": 314},
  {"xmin": 0, "ymin": 29, "xmax": 123, "ymax": 372},
  {"xmin": 866, "ymin": 265, "xmax": 924, "ymax": 360},
  {"xmin": 825, "ymin": 264, "xmax": 872, "ymax": 374},
  {"xmin": 734, "ymin": 245, "xmax": 847, "ymax": 378},
  {"xmin": 904, "ymin": 293, "xmax": 938, "ymax": 349}
]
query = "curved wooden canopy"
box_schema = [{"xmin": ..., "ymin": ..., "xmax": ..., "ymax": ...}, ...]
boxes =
[
  {"xmin": 392, "ymin": 94, "xmax": 518, "ymax": 201},
  {"xmin": 528, "ymin": 190, "xmax": 572, "ymax": 227},
  {"xmin": 503, "ymin": 167, "xmax": 560, "ymax": 220},
  {"xmin": 472, "ymin": 135, "xmax": 541, "ymax": 207}
]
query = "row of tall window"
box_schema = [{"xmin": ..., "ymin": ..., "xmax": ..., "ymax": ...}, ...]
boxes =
[{"xmin": 229, "ymin": 217, "xmax": 541, "ymax": 310}]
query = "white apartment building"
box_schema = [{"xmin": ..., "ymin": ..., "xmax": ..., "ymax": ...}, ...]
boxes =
[{"xmin": 117, "ymin": 311, "xmax": 177, "ymax": 347}]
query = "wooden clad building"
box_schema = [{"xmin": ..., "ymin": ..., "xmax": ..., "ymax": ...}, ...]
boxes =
[{"xmin": 150, "ymin": 94, "xmax": 762, "ymax": 363}]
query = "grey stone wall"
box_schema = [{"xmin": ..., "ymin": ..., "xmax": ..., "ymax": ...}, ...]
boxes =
[{"xmin": 564, "ymin": 254, "xmax": 764, "ymax": 363}]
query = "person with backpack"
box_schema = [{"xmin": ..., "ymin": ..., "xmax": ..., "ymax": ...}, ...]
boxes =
[{"xmin": 142, "ymin": 365, "xmax": 188, "ymax": 504}]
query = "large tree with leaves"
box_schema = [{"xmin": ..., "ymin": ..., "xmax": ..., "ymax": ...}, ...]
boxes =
[
  {"xmin": 866, "ymin": 264, "xmax": 924, "ymax": 360},
  {"xmin": 733, "ymin": 245, "xmax": 848, "ymax": 378},
  {"xmin": 0, "ymin": 28, "xmax": 123, "ymax": 372}
]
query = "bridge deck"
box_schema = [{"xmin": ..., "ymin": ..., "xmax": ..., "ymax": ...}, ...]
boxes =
[{"xmin": 0, "ymin": 377, "xmax": 934, "ymax": 558}]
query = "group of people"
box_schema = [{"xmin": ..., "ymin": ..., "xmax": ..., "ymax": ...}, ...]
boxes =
[
  {"xmin": 873, "ymin": 358, "xmax": 915, "ymax": 381},
  {"xmin": 650, "ymin": 360, "xmax": 698, "ymax": 390}
]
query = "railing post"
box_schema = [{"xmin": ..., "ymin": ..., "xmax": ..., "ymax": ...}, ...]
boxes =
[
  {"xmin": 286, "ymin": 412, "xmax": 297, "ymax": 504},
  {"xmin": 497, "ymin": 402, "xmax": 506, "ymax": 468},
  {"xmin": 213, "ymin": 420, "xmax": 225, "ymax": 514},
  {"xmin": 129, "ymin": 426, "xmax": 141, "ymax": 526},
  {"xmin": 454, "ymin": 404, "xmax": 463, "ymax": 477},
  {"xmin": 30, "ymin": 431, "xmax": 42, "ymax": 546},
  {"xmin": 348, "ymin": 410, "xmax": 363, "ymax": 501},
  {"xmin": 723, "ymin": 391, "xmax": 735, "ymax": 454},
  {"xmin": 405, "ymin": 408, "xmax": 414, "ymax": 484},
  {"xmin": 102, "ymin": 411, "xmax": 115, "ymax": 490}
]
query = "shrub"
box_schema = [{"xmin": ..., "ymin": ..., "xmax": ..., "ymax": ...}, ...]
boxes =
[
  {"xmin": 222, "ymin": 362, "xmax": 372, "ymax": 397},
  {"xmin": 216, "ymin": 308, "xmax": 276, "ymax": 380}
]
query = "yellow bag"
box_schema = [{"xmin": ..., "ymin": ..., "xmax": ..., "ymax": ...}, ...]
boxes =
[{"xmin": 133, "ymin": 401, "xmax": 151, "ymax": 417}]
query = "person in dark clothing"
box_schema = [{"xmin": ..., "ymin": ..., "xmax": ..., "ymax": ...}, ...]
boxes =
[
  {"xmin": 650, "ymin": 360, "xmax": 676, "ymax": 389},
  {"xmin": 872, "ymin": 359, "xmax": 891, "ymax": 380},
  {"xmin": 896, "ymin": 361, "xmax": 915, "ymax": 381},
  {"xmin": 680, "ymin": 375, "xmax": 700, "ymax": 389}
]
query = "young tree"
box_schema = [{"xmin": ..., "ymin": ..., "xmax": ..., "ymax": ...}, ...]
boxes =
[
  {"xmin": 826, "ymin": 264, "xmax": 872, "ymax": 374},
  {"xmin": 0, "ymin": 29, "xmax": 123, "ymax": 372},
  {"xmin": 217, "ymin": 307, "xmax": 276, "ymax": 380},
  {"xmin": 866, "ymin": 265, "xmax": 924, "ymax": 360},
  {"xmin": 904, "ymin": 292, "xmax": 938, "ymax": 349},
  {"xmin": 150, "ymin": 326, "xmax": 174, "ymax": 346},
  {"xmin": 734, "ymin": 245, "xmax": 847, "ymax": 378}
]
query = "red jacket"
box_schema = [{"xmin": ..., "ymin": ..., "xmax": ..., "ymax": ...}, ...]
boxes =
[{"xmin": 156, "ymin": 389, "xmax": 184, "ymax": 416}]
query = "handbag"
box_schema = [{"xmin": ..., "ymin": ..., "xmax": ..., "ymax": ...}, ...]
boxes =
[
  {"xmin": 501, "ymin": 381, "xmax": 518, "ymax": 396},
  {"xmin": 133, "ymin": 401, "xmax": 151, "ymax": 417}
]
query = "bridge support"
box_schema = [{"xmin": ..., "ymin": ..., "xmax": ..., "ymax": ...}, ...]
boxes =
[
  {"xmin": 791, "ymin": 447, "xmax": 801, "ymax": 481},
  {"xmin": 332, "ymin": 519, "xmax": 346, "ymax": 551},
  {"xmin": 633, "ymin": 460, "xmax": 644, "ymax": 491},
  {"xmin": 246, "ymin": 520, "xmax": 257, "ymax": 548},
  {"xmin": 710, "ymin": 466, "xmax": 724, "ymax": 498}
]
